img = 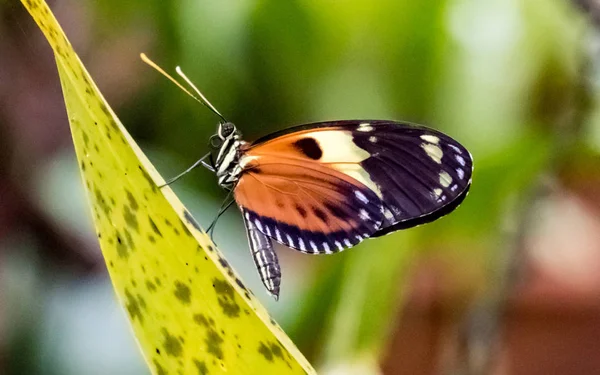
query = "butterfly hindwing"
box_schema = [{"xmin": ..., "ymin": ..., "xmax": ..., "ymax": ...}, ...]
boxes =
[{"xmin": 234, "ymin": 155, "xmax": 385, "ymax": 254}]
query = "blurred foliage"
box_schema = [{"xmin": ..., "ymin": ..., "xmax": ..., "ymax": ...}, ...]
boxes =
[{"xmin": 2, "ymin": 0, "xmax": 599, "ymax": 374}]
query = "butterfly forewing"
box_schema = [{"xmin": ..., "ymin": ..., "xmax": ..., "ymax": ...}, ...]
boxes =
[
  {"xmin": 234, "ymin": 120, "xmax": 472, "ymax": 251},
  {"xmin": 349, "ymin": 121, "xmax": 473, "ymax": 235}
]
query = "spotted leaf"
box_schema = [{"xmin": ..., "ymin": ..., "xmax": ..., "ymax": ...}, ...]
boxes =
[{"xmin": 20, "ymin": 0, "xmax": 315, "ymax": 374}]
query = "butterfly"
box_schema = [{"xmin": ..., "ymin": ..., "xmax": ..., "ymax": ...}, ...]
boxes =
[{"xmin": 141, "ymin": 54, "xmax": 474, "ymax": 300}]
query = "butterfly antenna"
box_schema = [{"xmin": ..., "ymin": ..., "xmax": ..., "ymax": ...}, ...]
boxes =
[
  {"xmin": 175, "ymin": 66, "xmax": 227, "ymax": 123},
  {"xmin": 140, "ymin": 53, "xmax": 227, "ymax": 123}
]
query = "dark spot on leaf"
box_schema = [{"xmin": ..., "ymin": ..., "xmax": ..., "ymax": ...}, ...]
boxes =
[
  {"xmin": 180, "ymin": 220, "xmax": 192, "ymax": 236},
  {"xmin": 125, "ymin": 288, "xmax": 144, "ymax": 323},
  {"xmin": 162, "ymin": 329, "xmax": 183, "ymax": 357},
  {"xmin": 138, "ymin": 165, "xmax": 157, "ymax": 192},
  {"xmin": 156, "ymin": 348, "xmax": 161, "ymax": 355},
  {"xmin": 193, "ymin": 313, "xmax": 215, "ymax": 327},
  {"xmin": 235, "ymin": 278, "xmax": 247, "ymax": 291},
  {"xmin": 148, "ymin": 235, "xmax": 156, "ymax": 243},
  {"xmin": 271, "ymin": 343, "xmax": 283, "ymax": 359},
  {"xmin": 124, "ymin": 229, "xmax": 135, "ymax": 253},
  {"xmin": 126, "ymin": 190, "xmax": 139, "ymax": 211},
  {"xmin": 123, "ymin": 205, "xmax": 139, "ymax": 232},
  {"xmin": 174, "ymin": 281, "xmax": 191, "ymax": 304},
  {"xmin": 194, "ymin": 360, "xmax": 209, "ymax": 375},
  {"xmin": 183, "ymin": 210, "xmax": 201, "ymax": 231},
  {"xmin": 149, "ymin": 216, "xmax": 163, "ymax": 237},
  {"xmin": 292, "ymin": 137, "xmax": 322, "ymax": 160},
  {"xmin": 258, "ymin": 342, "xmax": 273, "ymax": 362},
  {"xmin": 115, "ymin": 230, "xmax": 128, "ymax": 258},
  {"xmin": 146, "ymin": 280, "xmax": 157, "ymax": 292},
  {"xmin": 212, "ymin": 278, "xmax": 240, "ymax": 318},
  {"xmin": 218, "ymin": 257, "xmax": 229, "ymax": 269},
  {"xmin": 206, "ymin": 329, "xmax": 224, "ymax": 359},
  {"xmin": 94, "ymin": 188, "xmax": 111, "ymax": 216},
  {"xmin": 153, "ymin": 360, "xmax": 167, "ymax": 375}
]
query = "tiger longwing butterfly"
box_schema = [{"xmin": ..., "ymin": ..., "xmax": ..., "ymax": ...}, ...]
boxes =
[{"xmin": 142, "ymin": 54, "xmax": 473, "ymax": 300}]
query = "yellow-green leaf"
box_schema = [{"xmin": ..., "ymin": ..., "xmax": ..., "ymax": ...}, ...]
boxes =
[{"xmin": 20, "ymin": 0, "xmax": 315, "ymax": 374}]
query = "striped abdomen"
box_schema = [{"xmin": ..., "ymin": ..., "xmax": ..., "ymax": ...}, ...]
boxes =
[{"xmin": 243, "ymin": 214, "xmax": 281, "ymax": 300}]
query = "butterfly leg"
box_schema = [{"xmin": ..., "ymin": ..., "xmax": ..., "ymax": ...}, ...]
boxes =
[{"xmin": 244, "ymin": 216, "xmax": 281, "ymax": 300}]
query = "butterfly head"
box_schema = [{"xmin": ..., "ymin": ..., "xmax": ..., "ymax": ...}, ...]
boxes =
[{"xmin": 210, "ymin": 122, "xmax": 245, "ymax": 190}]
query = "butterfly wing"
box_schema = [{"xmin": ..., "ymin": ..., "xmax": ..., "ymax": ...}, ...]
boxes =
[
  {"xmin": 234, "ymin": 120, "xmax": 472, "ymax": 251},
  {"xmin": 234, "ymin": 154, "xmax": 385, "ymax": 254},
  {"xmin": 347, "ymin": 121, "xmax": 473, "ymax": 236}
]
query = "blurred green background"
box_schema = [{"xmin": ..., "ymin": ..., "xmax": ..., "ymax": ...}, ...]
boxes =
[{"xmin": 2, "ymin": 0, "xmax": 600, "ymax": 374}]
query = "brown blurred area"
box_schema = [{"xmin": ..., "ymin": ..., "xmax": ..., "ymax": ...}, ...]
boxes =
[{"xmin": 382, "ymin": 173, "xmax": 600, "ymax": 375}]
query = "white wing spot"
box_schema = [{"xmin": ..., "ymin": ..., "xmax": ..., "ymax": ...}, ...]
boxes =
[
  {"xmin": 439, "ymin": 171, "xmax": 452, "ymax": 188},
  {"xmin": 322, "ymin": 242, "xmax": 332, "ymax": 254},
  {"xmin": 456, "ymin": 154, "xmax": 466, "ymax": 166},
  {"xmin": 433, "ymin": 188, "xmax": 443, "ymax": 199},
  {"xmin": 286, "ymin": 234, "xmax": 295, "ymax": 248},
  {"xmin": 359, "ymin": 209, "xmax": 371, "ymax": 221},
  {"xmin": 298, "ymin": 238, "xmax": 306, "ymax": 251},
  {"xmin": 334, "ymin": 241, "xmax": 343, "ymax": 251},
  {"xmin": 343, "ymin": 239, "xmax": 352, "ymax": 247},
  {"xmin": 451, "ymin": 184, "xmax": 458, "ymax": 191},
  {"xmin": 420, "ymin": 134, "xmax": 440, "ymax": 144},
  {"xmin": 244, "ymin": 211, "xmax": 250, "ymax": 220},
  {"xmin": 309, "ymin": 241, "xmax": 318, "ymax": 253},
  {"xmin": 355, "ymin": 235, "xmax": 363, "ymax": 241},
  {"xmin": 255, "ymin": 219, "xmax": 263, "ymax": 232},
  {"xmin": 421, "ymin": 143, "xmax": 443, "ymax": 164},
  {"xmin": 275, "ymin": 228, "xmax": 283, "ymax": 242},
  {"xmin": 355, "ymin": 190, "xmax": 369, "ymax": 204},
  {"xmin": 369, "ymin": 136, "xmax": 378, "ymax": 143},
  {"xmin": 357, "ymin": 123, "xmax": 374, "ymax": 132},
  {"xmin": 449, "ymin": 144, "xmax": 461, "ymax": 153},
  {"xmin": 384, "ymin": 208, "xmax": 395, "ymax": 221},
  {"xmin": 264, "ymin": 225, "xmax": 272, "ymax": 236},
  {"xmin": 457, "ymin": 168, "xmax": 465, "ymax": 179}
]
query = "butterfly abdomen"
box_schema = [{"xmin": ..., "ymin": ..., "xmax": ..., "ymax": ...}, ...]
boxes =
[{"xmin": 244, "ymin": 214, "xmax": 281, "ymax": 299}]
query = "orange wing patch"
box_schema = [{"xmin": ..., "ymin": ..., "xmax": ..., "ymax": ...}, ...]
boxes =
[
  {"xmin": 234, "ymin": 155, "xmax": 384, "ymax": 254},
  {"xmin": 241, "ymin": 128, "xmax": 382, "ymax": 198}
]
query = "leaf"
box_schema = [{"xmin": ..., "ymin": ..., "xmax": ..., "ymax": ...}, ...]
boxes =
[{"xmin": 20, "ymin": 0, "xmax": 315, "ymax": 374}]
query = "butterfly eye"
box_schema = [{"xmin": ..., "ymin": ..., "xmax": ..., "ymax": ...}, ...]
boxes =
[
  {"xmin": 209, "ymin": 135, "xmax": 223, "ymax": 149},
  {"xmin": 219, "ymin": 122, "xmax": 236, "ymax": 138}
]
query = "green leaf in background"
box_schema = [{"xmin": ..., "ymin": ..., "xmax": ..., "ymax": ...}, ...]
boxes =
[{"xmin": 19, "ymin": 0, "xmax": 314, "ymax": 373}]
